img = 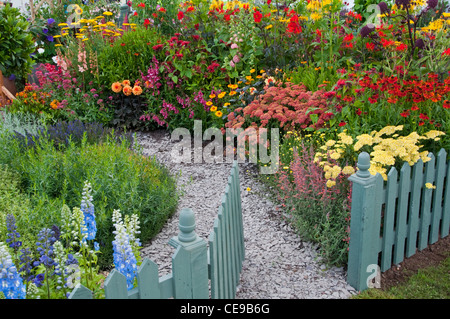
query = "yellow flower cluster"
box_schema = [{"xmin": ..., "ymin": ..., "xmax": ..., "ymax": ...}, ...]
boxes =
[{"xmin": 314, "ymin": 126, "xmax": 446, "ymax": 185}]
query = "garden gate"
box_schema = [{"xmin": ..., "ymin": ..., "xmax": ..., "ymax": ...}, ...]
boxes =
[
  {"xmin": 347, "ymin": 149, "xmax": 450, "ymax": 291},
  {"xmin": 69, "ymin": 161, "xmax": 245, "ymax": 299}
]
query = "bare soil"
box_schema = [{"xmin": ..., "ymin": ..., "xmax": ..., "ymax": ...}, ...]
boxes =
[{"xmin": 380, "ymin": 235, "xmax": 450, "ymax": 291}]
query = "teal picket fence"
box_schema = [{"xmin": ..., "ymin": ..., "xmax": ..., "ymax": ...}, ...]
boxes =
[
  {"xmin": 347, "ymin": 149, "xmax": 450, "ymax": 291},
  {"xmin": 69, "ymin": 161, "xmax": 244, "ymax": 299}
]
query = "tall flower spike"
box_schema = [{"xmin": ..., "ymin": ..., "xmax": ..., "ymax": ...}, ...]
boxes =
[
  {"xmin": 80, "ymin": 181, "xmax": 96, "ymax": 241},
  {"xmin": 0, "ymin": 242, "xmax": 26, "ymax": 299}
]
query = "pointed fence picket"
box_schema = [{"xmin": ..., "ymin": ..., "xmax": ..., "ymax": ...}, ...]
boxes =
[
  {"xmin": 347, "ymin": 149, "xmax": 450, "ymax": 292},
  {"xmin": 69, "ymin": 161, "xmax": 244, "ymax": 299}
]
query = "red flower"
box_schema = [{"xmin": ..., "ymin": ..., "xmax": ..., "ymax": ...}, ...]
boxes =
[
  {"xmin": 396, "ymin": 43, "xmax": 408, "ymax": 51},
  {"xmin": 287, "ymin": 15, "xmax": 302, "ymax": 33},
  {"xmin": 443, "ymin": 100, "xmax": 450, "ymax": 109},
  {"xmin": 442, "ymin": 48, "xmax": 450, "ymax": 56},
  {"xmin": 253, "ymin": 10, "xmax": 263, "ymax": 23},
  {"xmin": 343, "ymin": 33, "xmax": 354, "ymax": 42},
  {"xmin": 366, "ymin": 42, "xmax": 375, "ymax": 51},
  {"xmin": 411, "ymin": 104, "xmax": 419, "ymax": 111},
  {"xmin": 194, "ymin": 23, "xmax": 199, "ymax": 30},
  {"xmin": 143, "ymin": 18, "xmax": 150, "ymax": 27},
  {"xmin": 152, "ymin": 44, "xmax": 163, "ymax": 51},
  {"xmin": 419, "ymin": 113, "xmax": 429, "ymax": 120},
  {"xmin": 338, "ymin": 121, "xmax": 347, "ymax": 127},
  {"xmin": 158, "ymin": 7, "xmax": 166, "ymax": 12},
  {"xmin": 400, "ymin": 110, "xmax": 409, "ymax": 117},
  {"xmin": 133, "ymin": 11, "xmax": 138, "ymax": 16},
  {"xmin": 177, "ymin": 11, "xmax": 184, "ymax": 20},
  {"xmin": 121, "ymin": 43, "xmax": 126, "ymax": 46},
  {"xmin": 224, "ymin": 14, "xmax": 231, "ymax": 21},
  {"xmin": 267, "ymin": 0, "xmax": 272, "ymax": 4},
  {"xmin": 187, "ymin": 6, "xmax": 195, "ymax": 12},
  {"xmin": 137, "ymin": 2, "xmax": 145, "ymax": 7}
]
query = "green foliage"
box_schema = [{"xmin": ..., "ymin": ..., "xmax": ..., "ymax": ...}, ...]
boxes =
[
  {"xmin": 0, "ymin": 4, "xmax": 35, "ymax": 79},
  {"xmin": 97, "ymin": 26, "xmax": 164, "ymax": 86},
  {"xmin": 0, "ymin": 129, "xmax": 179, "ymax": 269}
]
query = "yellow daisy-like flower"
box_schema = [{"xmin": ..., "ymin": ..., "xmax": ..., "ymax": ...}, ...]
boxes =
[
  {"xmin": 209, "ymin": 94, "xmax": 216, "ymax": 99},
  {"xmin": 215, "ymin": 110, "xmax": 223, "ymax": 117},
  {"xmin": 206, "ymin": 101, "xmax": 213, "ymax": 106},
  {"xmin": 96, "ymin": 16, "xmax": 105, "ymax": 19},
  {"xmin": 265, "ymin": 24, "xmax": 273, "ymax": 30},
  {"xmin": 250, "ymin": 69, "xmax": 255, "ymax": 73},
  {"xmin": 82, "ymin": 38, "xmax": 89, "ymax": 41},
  {"xmin": 229, "ymin": 91, "xmax": 237, "ymax": 96},
  {"xmin": 224, "ymin": 103, "xmax": 230, "ymax": 107},
  {"xmin": 103, "ymin": 11, "xmax": 113, "ymax": 16},
  {"xmin": 218, "ymin": 92, "xmax": 226, "ymax": 99},
  {"xmin": 228, "ymin": 84, "xmax": 238, "ymax": 89},
  {"xmin": 58, "ymin": 23, "xmax": 68, "ymax": 27},
  {"xmin": 210, "ymin": 106, "xmax": 218, "ymax": 112},
  {"xmin": 55, "ymin": 44, "xmax": 63, "ymax": 47},
  {"xmin": 53, "ymin": 35, "xmax": 61, "ymax": 38}
]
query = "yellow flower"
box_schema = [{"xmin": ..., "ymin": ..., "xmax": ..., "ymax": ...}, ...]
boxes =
[
  {"xmin": 206, "ymin": 101, "xmax": 213, "ymax": 106},
  {"xmin": 215, "ymin": 110, "xmax": 223, "ymax": 117},
  {"xmin": 250, "ymin": 69, "xmax": 255, "ymax": 73},
  {"xmin": 425, "ymin": 183, "xmax": 436, "ymax": 189},
  {"xmin": 224, "ymin": 103, "xmax": 230, "ymax": 107},
  {"xmin": 229, "ymin": 91, "xmax": 237, "ymax": 96},
  {"xmin": 265, "ymin": 24, "xmax": 273, "ymax": 30},
  {"xmin": 210, "ymin": 106, "xmax": 218, "ymax": 112},
  {"xmin": 58, "ymin": 23, "xmax": 68, "ymax": 27},
  {"xmin": 246, "ymin": 187, "xmax": 251, "ymax": 191},
  {"xmin": 103, "ymin": 11, "xmax": 113, "ymax": 16},
  {"xmin": 260, "ymin": 70, "xmax": 265, "ymax": 74},
  {"xmin": 209, "ymin": 94, "xmax": 216, "ymax": 99},
  {"xmin": 342, "ymin": 166, "xmax": 355, "ymax": 175},
  {"xmin": 218, "ymin": 92, "xmax": 226, "ymax": 99},
  {"xmin": 55, "ymin": 44, "xmax": 63, "ymax": 47},
  {"xmin": 82, "ymin": 38, "xmax": 89, "ymax": 41},
  {"xmin": 326, "ymin": 180, "xmax": 336, "ymax": 188}
]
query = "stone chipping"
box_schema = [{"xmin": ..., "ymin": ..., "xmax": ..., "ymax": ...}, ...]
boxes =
[{"xmin": 134, "ymin": 129, "xmax": 357, "ymax": 299}]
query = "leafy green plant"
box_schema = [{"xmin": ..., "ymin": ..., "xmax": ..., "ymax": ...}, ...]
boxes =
[
  {"xmin": 0, "ymin": 130, "xmax": 179, "ymax": 269},
  {"xmin": 0, "ymin": 4, "xmax": 35, "ymax": 80}
]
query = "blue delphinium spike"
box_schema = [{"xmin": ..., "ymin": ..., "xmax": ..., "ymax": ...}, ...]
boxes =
[
  {"xmin": 80, "ymin": 181, "xmax": 97, "ymax": 241},
  {"xmin": 0, "ymin": 242, "xmax": 26, "ymax": 299}
]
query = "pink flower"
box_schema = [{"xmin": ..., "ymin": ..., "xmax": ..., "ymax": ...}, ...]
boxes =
[{"xmin": 231, "ymin": 43, "xmax": 238, "ymax": 49}]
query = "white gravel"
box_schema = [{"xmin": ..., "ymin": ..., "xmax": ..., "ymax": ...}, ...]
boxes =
[{"xmin": 134, "ymin": 129, "xmax": 357, "ymax": 299}]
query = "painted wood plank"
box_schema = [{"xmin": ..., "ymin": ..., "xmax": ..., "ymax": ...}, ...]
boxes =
[
  {"xmin": 104, "ymin": 269, "xmax": 129, "ymax": 299},
  {"xmin": 373, "ymin": 173, "xmax": 384, "ymax": 253},
  {"xmin": 221, "ymin": 192, "xmax": 232, "ymax": 298},
  {"xmin": 136, "ymin": 258, "xmax": 161, "ymax": 299},
  {"xmin": 381, "ymin": 167, "xmax": 398, "ymax": 272},
  {"xmin": 429, "ymin": 149, "xmax": 447, "ymax": 244},
  {"xmin": 217, "ymin": 208, "xmax": 227, "ymax": 298},
  {"xmin": 233, "ymin": 162, "xmax": 245, "ymax": 263},
  {"xmin": 406, "ymin": 159, "xmax": 424, "ymax": 258},
  {"xmin": 159, "ymin": 273, "xmax": 174, "ymax": 299},
  {"xmin": 441, "ymin": 157, "xmax": 450, "ymax": 238},
  {"xmin": 209, "ymin": 219, "xmax": 219, "ymax": 299},
  {"xmin": 393, "ymin": 163, "xmax": 411, "ymax": 265},
  {"xmin": 68, "ymin": 283, "xmax": 93, "ymax": 299},
  {"xmin": 226, "ymin": 177, "xmax": 238, "ymax": 294},
  {"xmin": 231, "ymin": 168, "xmax": 243, "ymax": 275},
  {"xmin": 418, "ymin": 153, "xmax": 435, "ymax": 250}
]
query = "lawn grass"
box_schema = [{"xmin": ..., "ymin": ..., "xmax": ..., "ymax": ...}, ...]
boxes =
[{"xmin": 352, "ymin": 255, "xmax": 450, "ymax": 299}]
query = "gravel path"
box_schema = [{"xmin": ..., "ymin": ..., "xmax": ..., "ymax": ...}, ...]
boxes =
[{"xmin": 134, "ymin": 129, "xmax": 357, "ymax": 299}]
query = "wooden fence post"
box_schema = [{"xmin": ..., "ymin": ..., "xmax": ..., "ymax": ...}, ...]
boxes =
[
  {"xmin": 347, "ymin": 152, "xmax": 381, "ymax": 291},
  {"xmin": 169, "ymin": 208, "xmax": 209, "ymax": 299}
]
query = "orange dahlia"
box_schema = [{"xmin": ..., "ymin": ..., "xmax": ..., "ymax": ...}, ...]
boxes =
[
  {"xmin": 123, "ymin": 85, "xmax": 132, "ymax": 96},
  {"xmin": 122, "ymin": 80, "xmax": 131, "ymax": 86},
  {"xmin": 132, "ymin": 85, "xmax": 143, "ymax": 95},
  {"xmin": 112, "ymin": 82, "xmax": 122, "ymax": 93}
]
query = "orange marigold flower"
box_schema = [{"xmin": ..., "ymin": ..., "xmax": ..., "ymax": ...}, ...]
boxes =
[
  {"xmin": 132, "ymin": 85, "xmax": 143, "ymax": 95},
  {"xmin": 112, "ymin": 82, "xmax": 122, "ymax": 93},
  {"xmin": 123, "ymin": 85, "xmax": 133, "ymax": 96}
]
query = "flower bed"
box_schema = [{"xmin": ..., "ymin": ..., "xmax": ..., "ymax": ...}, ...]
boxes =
[{"xmin": 0, "ymin": 0, "xmax": 449, "ymax": 298}]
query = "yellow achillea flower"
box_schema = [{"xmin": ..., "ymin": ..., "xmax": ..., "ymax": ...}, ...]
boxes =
[
  {"xmin": 425, "ymin": 183, "xmax": 436, "ymax": 189},
  {"xmin": 326, "ymin": 180, "xmax": 336, "ymax": 188}
]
